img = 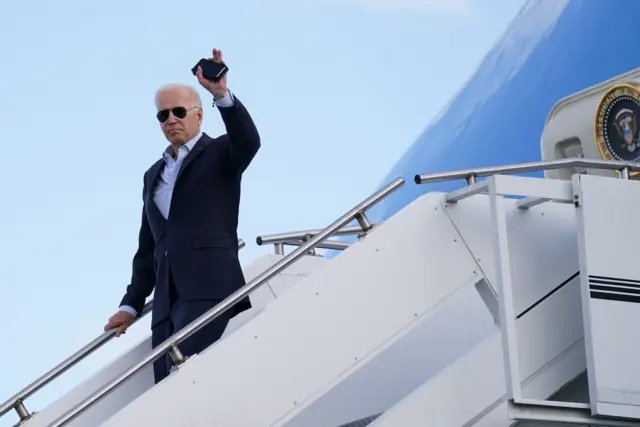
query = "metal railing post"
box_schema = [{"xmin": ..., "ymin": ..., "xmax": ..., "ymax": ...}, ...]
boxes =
[
  {"xmin": 620, "ymin": 166, "xmax": 630, "ymax": 179},
  {"xmin": 274, "ymin": 242, "xmax": 284, "ymax": 255},
  {"xmin": 354, "ymin": 212, "xmax": 372, "ymax": 233},
  {"xmin": 168, "ymin": 345, "xmax": 186, "ymax": 366},
  {"xmin": 14, "ymin": 400, "xmax": 30, "ymax": 422},
  {"xmin": 301, "ymin": 234, "xmax": 317, "ymax": 256},
  {"xmin": 465, "ymin": 174, "xmax": 477, "ymax": 185}
]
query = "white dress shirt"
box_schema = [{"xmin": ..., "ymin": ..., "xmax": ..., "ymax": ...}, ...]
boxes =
[
  {"xmin": 153, "ymin": 131, "xmax": 202, "ymax": 219},
  {"xmin": 119, "ymin": 91, "xmax": 235, "ymax": 318}
]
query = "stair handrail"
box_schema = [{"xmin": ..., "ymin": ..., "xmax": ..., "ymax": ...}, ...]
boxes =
[
  {"xmin": 256, "ymin": 224, "xmax": 371, "ymax": 245},
  {"xmin": 0, "ymin": 239, "xmax": 246, "ymax": 422},
  {"xmin": 280, "ymin": 239, "xmax": 351, "ymax": 251},
  {"xmin": 414, "ymin": 158, "xmax": 640, "ymax": 185},
  {"xmin": 46, "ymin": 176, "xmax": 404, "ymax": 427},
  {"xmin": 256, "ymin": 224, "xmax": 369, "ymax": 254}
]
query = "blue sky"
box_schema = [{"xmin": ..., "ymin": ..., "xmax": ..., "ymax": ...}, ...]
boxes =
[{"xmin": 0, "ymin": 0, "xmax": 523, "ymax": 423}]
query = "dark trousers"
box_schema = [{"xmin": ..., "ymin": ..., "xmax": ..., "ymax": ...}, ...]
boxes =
[{"xmin": 151, "ymin": 271, "xmax": 232, "ymax": 384}]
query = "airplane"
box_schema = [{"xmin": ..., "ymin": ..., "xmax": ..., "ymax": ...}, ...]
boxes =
[
  {"xmin": 3, "ymin": 0, "xmax": 640, "ymax": 426},
  {"xmin": 365, "ymin": 0, "xmax": 640, "ymax": 223}
]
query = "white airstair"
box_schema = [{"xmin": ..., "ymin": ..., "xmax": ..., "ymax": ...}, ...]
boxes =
[
  {"xmin": 4, "ymin": 71, "xmax": 640, "ymax": 427},
  {"xmin": 367, "ymin": 67, "xmax": 640, "ymax": 427}
]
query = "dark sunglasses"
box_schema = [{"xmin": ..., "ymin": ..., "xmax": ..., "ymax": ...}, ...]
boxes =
[{"xmin": 156, "ymin": 106, "xmax": 199, "ymax": 123}]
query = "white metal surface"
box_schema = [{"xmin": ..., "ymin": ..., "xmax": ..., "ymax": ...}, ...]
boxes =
[
  {"xmin": 369, "ymin": 174, "xmax": 640, "ymax": 426},
  {"xmin": 230, "ymin": 253, "xmax": 329, "ymax": 316},
  {"xmin": 541, "ymin": 67, "xmax": 640, "ymax": 180},
  {"xmin": 443, "ymin": 175, "xmax": 578, "ymax": 305},
  {"xmin": 481, "ymin": 176, "xmax": 578, "ymax": 404},
  {"xmin": 369, "ymin": 331, "xmax": 587, "ymax": 427},
  {"xmin": 98, "ymin": 192, "xmax": 490, "ymax": 427},
  {"xmin": 574, "ymin": 174, "xmax": 640, "ymax": 419},
  {"xmin": 17, "ymin": 254, "xmax": 325, "ymax": 427},
  {"xmin": 369, "ymin": 333, "xmax": 505, "ymax": 427},
  {"xmin": 370, "ymin": 176, "xmax": 588, "ymax": 426},
  {"xmin": 281, "ymin": 281, "xmax": 495, "ymax": 427}
]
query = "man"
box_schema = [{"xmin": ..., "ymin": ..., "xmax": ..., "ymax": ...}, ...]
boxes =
[{"xmin": 104, "ymin": 48, "xmax": 260, "ymax": 384}]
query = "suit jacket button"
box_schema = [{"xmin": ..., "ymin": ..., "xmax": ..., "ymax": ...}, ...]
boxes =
[{"xmin": 164, "ymin": 250, "xmax": 168, "ymax": 256}]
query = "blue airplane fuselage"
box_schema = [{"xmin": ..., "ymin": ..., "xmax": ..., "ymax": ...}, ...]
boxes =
[{"xmin": 367, "ymin": 0, "xmax": 640, "ymax": 223}]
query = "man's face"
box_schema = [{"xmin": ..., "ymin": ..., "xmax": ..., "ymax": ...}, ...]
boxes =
[{"xmin": 156, "ymin": 87, "xmax": 203, "ymax": 145}]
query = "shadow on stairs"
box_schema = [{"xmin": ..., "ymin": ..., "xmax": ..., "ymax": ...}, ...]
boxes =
[{"xmin": 336, "ymin": 414, "xmax": 382, "ymax": 427}]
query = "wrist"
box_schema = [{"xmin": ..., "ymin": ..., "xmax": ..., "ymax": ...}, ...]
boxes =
[{"xmin": 212, "ymin": 87, "xmax": 229, "ymax": 100}]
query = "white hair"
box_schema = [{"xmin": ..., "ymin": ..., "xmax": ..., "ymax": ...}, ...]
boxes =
[{"xmin": 154, "ymin": 83, "xmax": 202, "ymax": 108}]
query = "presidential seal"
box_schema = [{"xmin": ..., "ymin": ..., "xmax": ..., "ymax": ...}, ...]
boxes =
[{"xmin": 595, "ymin": 83, "xmax": 640, "ymax": 164}]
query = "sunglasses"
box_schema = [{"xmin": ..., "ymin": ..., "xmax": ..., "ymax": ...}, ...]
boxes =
[{"xmin": 156, "ymin": 106, "xmax": 199, "ymax": 123}]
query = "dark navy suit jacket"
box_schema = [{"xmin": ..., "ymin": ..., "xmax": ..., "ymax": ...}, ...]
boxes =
[{"xmin": 120, "ymin": 96, "xmax": 260, "ymax": 328}]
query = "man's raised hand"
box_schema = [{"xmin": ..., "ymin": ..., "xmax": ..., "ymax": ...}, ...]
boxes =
[{"xmin": 196, "ymin": 48, "xmax": 229, "ymax": 100}]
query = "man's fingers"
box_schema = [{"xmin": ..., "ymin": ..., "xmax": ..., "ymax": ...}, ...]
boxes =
[
  {"xmin": 211, "ymin": 48, "xmax": 223, "ymax": 63},
  {"xmin": 115, "ymin": 324, "xmax": 128, "ymax": 337},
  {"xmin": 104, "ymin": 319, "xmax": 118, "ymax": 331},
  {"xmin": 114, "ymin": 321, "xmax": 131, "ymax": 336},
  {"xmin": 104, "ymin": 311, "xmax": 135, "ymax": 336},
  {"xmin": 196, "ymin": 66, "xmax": 208, "ymax": 86},
  {"xmin": 104, "ymin": 315, "xmax": 128, "ymax": 332}
]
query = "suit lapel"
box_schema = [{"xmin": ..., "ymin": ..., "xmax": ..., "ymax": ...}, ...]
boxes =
[
  {"xmin": 146, "ymin": 159, "xmax": 166, "ymax": 221},
  {"xmin": 145, "ymin": 133, "xmax": 208, "ymax": 223},
  {"xmin": 176, "ymin": 133, "xmax": 208, "ymax": 184}
]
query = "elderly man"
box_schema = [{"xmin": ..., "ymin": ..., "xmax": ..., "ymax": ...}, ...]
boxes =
[{"xmin": 104, "ymin": 48, "xmax": 260, "ymax": 384}]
